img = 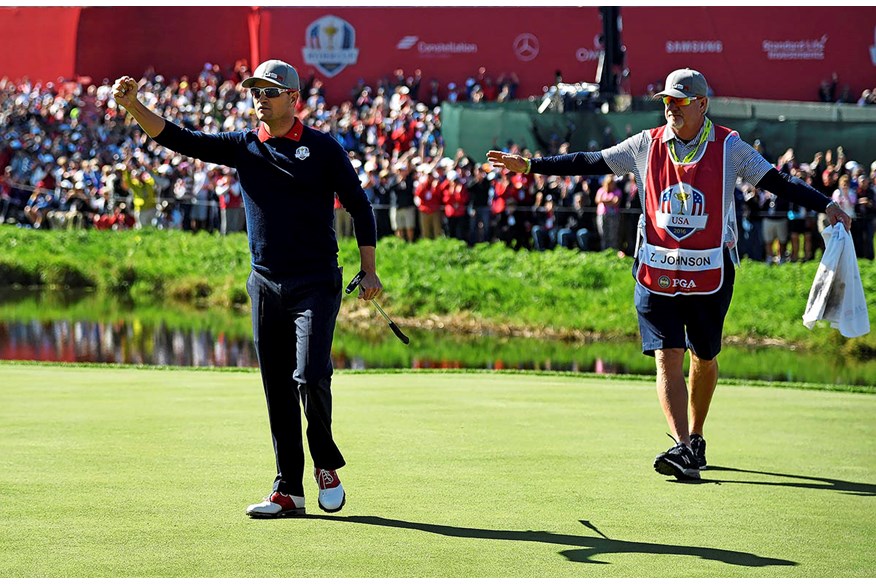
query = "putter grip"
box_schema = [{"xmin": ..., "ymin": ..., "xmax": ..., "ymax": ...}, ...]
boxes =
[
  {"xmin": 345, "ymin": 270, "xmax": 366, "ymax": 294},
  {"xmin": 389, "ymin": 322, "xmax": 410, "ymax": 345}
]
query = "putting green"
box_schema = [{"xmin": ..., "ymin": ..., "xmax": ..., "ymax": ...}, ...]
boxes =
[{"xmin": 0, "ymin": 364, "xmax": 873, "ymax": 577}]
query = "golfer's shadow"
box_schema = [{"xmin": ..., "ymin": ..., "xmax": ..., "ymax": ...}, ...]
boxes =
[
  {"xmin": 698, "ymin": 466, "xmax": 876, "ymax": 496},
  {"xmin": 309, "ymin": 515, "xmax": 796, "ymax": 567}
]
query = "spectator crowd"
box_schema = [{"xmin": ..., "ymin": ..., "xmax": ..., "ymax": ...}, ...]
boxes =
[{"xmin": 1, "ymin": 61, "xmax": 875, "ymax": 261}]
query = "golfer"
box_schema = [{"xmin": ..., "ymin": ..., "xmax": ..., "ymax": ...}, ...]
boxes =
[
  {"xmin": 488, "ymin": 68, "xmax": 850, "ymax": 480},
  {"xmin": 113, "ymin": 59, "xmax": 383, "ymax": 516}
]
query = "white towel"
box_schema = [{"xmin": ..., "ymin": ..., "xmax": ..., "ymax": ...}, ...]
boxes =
[{"xmin": 803, "ymin": 224, "xmax": 870, "ymax": 338}]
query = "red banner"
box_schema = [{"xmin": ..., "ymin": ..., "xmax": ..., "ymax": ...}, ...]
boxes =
[
  {"xmin": 623, "ymin": 6, "xmax": 876, "ymax": 101},
  {"xmin": 259, "ymin": 7, "xmax": 601, "ymax": 103},
  {"xmin": 0, "ymin": 6, "xmax": 873, "ymax": 103},
  {"xmin": 0, "ymin": 7, "xmax": 81, "ymax": 84},
  {"xmin": 74, "ymin": 6, "xmax": 251, "ymax": 85}
]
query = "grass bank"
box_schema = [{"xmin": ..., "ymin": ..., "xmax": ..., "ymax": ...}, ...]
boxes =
[{"xmin": 1, "ymin": 226, "xmax": 874, "ymax": 352}]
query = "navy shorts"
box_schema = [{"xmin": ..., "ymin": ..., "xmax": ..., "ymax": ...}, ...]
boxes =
[{"xmin": 634, "ymin": 258, "xmax": 735, "ymax": 360}]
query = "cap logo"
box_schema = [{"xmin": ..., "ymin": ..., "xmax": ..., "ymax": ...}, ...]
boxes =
[
  {"xmin": 265, "ymin": 72, "xmax": 281, "ymax": 80},
  {"xmin": 673, "ymin": 83, "xmax": 686, "ymax": 91}
]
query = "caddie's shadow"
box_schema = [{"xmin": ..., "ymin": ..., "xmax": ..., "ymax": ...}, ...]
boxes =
[
  {"xmin": 695, "ymin": 466, "xmax": 876, "ymax": 497},
  {"xmin": 308, "ymin": 516, "xmax": 797, "ymax": 567}
]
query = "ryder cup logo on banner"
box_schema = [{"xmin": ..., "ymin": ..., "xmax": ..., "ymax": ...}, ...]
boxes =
[
  {"xmin": 302, "ymin": 15, "xmax": 359, "ymax": 78},
  {"xmin": 655, "ymin": 183, "xmax": 708, "ymax": 241}
]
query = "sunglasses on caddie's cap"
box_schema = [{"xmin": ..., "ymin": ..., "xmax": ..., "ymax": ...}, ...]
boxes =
[
  {"xmin": 655, "ymin": 68, "xmax": 709, "ymax": 102},
  {"xmin": 242, "ymin": 59, "xmax": 301, "ymax": 92}
]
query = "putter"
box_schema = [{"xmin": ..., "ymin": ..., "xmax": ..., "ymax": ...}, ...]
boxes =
[{"xmin": 345, "ymin": 270, "xmax": 410, "ymax": 345}]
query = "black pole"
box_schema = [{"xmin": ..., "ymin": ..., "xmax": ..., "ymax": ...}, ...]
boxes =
[{"xmin": 598, "ymin": 7, "xmax": 622, "ymax": 99}]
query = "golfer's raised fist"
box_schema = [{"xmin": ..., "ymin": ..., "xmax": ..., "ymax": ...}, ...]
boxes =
[
  {"xmin": 486, "ymin": 150, "xmax": 528, "ymax": 174},
  {"xmin": 112, "ymin": 76, "xmax": 139, "ymax": 109}
]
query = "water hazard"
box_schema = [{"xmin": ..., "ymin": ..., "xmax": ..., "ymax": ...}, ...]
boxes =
[{"xmin": 1, "ymin": 289, "xmax": 873, "ymax": 386}]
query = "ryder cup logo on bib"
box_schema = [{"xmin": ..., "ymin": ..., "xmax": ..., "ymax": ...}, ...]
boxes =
[
  {"xmin": 655, "ymin": 183, "xmax": 709, "ymax": 241},
  {"xmin": 295, "ymin": 146, "xmax": 310, "ymax": 160}
]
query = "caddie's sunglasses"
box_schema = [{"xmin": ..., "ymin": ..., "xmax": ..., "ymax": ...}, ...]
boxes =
[
  {"xmin": 250, "ymin": 87, "xmax": 294, "ymax": 99},
  {"xmin": 662, "ymin": 96, "xmax": 699, "ymax": 107}
]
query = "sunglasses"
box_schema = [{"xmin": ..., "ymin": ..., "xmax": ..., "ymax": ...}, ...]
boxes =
[
  {"xmin": 250, "ymin": 87, "xmax": 294, "ymax": 99},
  {"xmin": 662, "ymin": 96, "xmax": 699, "ymax": 107}
]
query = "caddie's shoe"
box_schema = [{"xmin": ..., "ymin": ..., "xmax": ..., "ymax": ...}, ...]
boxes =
[
  {"xmin": 654, "ymin": 435, "xmax": 701, "ymax": 481},
  {"xmin": 315, "ymin": 468, "xmax": 346, "ymax": 513},
  {"xmin": 690, "ymin": 433, "xmax": 707, "ymax": 470},
  {"xmin": 246, "ymin": 491, "xmax": 306, "ymax": 518}
]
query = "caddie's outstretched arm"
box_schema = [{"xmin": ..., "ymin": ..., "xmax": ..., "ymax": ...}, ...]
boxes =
[
  {"xmin": 757, "ymin": 167, "xmax": 851, "ymax": 230},
  {"xmin": 487, "ymin": 149, "xmax": 613, "ymax": 177}
]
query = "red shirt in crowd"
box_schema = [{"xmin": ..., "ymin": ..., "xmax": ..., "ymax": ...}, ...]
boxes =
[
  {"xmin": 391, "ymin": 119, "xmax": 416, "ymax": 155},
  {"xmin": 443, "ymin": 182, "xmax": 469, "ymax": 218},
  {"xmin": 492, "ymin": 176, "xmax": 520, "ymax": 215},
  {"xmin": 415, "ymin": 177, "xmax": 445, "ymax": 214},
  {"xmin": 93, "ymin": 209, "xmax": 135, "ymax": 230}
]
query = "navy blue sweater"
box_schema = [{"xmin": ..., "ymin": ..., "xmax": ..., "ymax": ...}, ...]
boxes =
[{"xmin": 153, "ymin": 118, "xmax": 377, "ymax": 278}]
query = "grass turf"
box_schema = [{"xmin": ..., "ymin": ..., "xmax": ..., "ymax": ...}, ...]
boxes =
[{"xmin": 0, "ymin": 364, "xmax": 874, "ymax": 577}]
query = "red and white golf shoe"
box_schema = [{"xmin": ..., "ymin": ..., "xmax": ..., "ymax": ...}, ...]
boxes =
[
  {"xmin": 246, "ymin": 491, "xmax": 306, "ymax": 518},
  {"xmin": 315, "ymin": 468, "xmax": 346, "ymax": 513}
]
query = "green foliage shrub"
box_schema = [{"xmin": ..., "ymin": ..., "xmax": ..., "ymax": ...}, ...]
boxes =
[{"xmin": 1, "ymin": 226, "xmax": 874, "ymax": 351}]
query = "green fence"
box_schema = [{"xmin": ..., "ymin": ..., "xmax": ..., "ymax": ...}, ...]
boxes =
[{"xmin": 443, "ymin": 98, "xmax": 876, "ymax": 166}]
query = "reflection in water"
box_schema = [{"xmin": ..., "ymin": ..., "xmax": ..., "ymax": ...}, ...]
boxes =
[
  {"xmin": 0, "ymin": 318, "xmax": 640, "ymax": 374},
  {"xmin": 1, "ymin": 312, "xmax": 874, "ymax": 386},
  {"xmin": 400, "ymin": 356, "xmax": 626, "ymax": 373},
  {"xmin": 0, "ymin": 320, "xmax": 258, "ymax": 367}
]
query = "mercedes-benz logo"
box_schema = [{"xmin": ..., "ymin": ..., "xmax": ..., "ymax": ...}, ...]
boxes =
[{"xmin": 513, "ymin": 33, "xmax": 539, "ymax": 62}]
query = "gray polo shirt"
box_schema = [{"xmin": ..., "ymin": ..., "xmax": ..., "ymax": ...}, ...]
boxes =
[{"xmin": 600, "ymin": 118, "xmax": 774, "ymax": 208}]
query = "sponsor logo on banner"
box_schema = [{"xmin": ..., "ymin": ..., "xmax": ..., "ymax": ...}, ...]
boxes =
[
  {"xmin": 655, "ymin": 183, "xmax": 709, "ymax": 241},
  {"xmin": 576, "ymin": 34, "xmax": 603, "ymax": 62},
  {"xmin": 302, "ymin": 15, "xmax": 359, "ymax": 77},
  {"xmin": 396, "ymin": 36, "xmax": 418, "ymax": 50},
  {"xmin": 762, "ymin": 35, "xmax": 828, "ymax": 60},
  {"xmin": 395, "ymin": 36, "xmax": 478, "ymax": 58},
  {"xmin": 665, "ymin": 40, "xmax": 723, "ymax": 54},
  {"xmin": 513, "ymin": 33, "xmax": 539, "ymax": 62}
]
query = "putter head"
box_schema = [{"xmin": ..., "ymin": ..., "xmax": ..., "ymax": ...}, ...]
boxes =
[{"xmin": 390, "ymin": 322, "xmax": 410, "ymax": 345}]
